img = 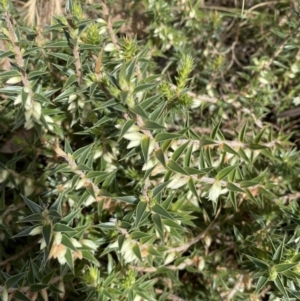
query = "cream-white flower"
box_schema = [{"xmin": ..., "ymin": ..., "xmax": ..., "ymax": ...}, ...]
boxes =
[
  {"xmin": 24, "ymin": 119, "xmax": 34, "ymax": 130},
  {"xmin": 6, "ymin": 76, "xmax": 22, "ymax": 84},
  {"xmin": 24, "ymin": 109, "xmax": 33, "ymax": 122},
  {"xmin": 29, "ymin": 226, "xmax": 43, "ymax": 236},
  {"xmin": 14, "ymin": 93, "xmax": 22, "ymax": 105},
  {"xmin": 85, "ymin": 195, "xmax": 96, "ymax": 206},
  {"xmin": 81, "ymin": 239, "xmax": 98, "ymax": 252},
  {"xmin": 32, "ymin": 102, "xmax": 42, "ymax": 121},
  {"xmin": 142, "ymin": 156, "xmax": 158, "ymax": 171},
  {"xmin": 208, "ymin": 180, "xmax": 222, "ymax": 203},
  {"xmin": 24, "ymin": 94, "xmax": 32, "ymax": 110},
  {"xmin": 0, "ymin": 170, "xmax": 8, "ymax": 183},
  {"xmin": 167, "ymin": 175, "xmax": 188, "ymax": 189},
  {"xmin": 104, "ymin": 43, "xmax": 116, "ymax": 52}
]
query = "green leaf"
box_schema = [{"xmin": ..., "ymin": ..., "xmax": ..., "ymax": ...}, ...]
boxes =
[
  {"xmin": 142, "ymin": 120, "xmax": 165, "ymax": 130},
  {"xmin": 0, "ymin": 70, "xmax": 20, "ymax": 79},
  {"xmin": 45, "ymin": 41, "xmax": 69, "ymax": 48},
  {"xmin": 73, "ymin": 144, "xmax": 93, "ymax": 160},
  {"xmin": 132, "ymin": 244, "xmax": 142, "ymax": 261},
  {"xmin": 95, "ymin": 222, "xmax": 117, "ymax": 230},
  {"xmin": 171, "ymin": 141, "xmax": 189, "ymax": 161},
  {"xmin": 246, "ymin": 255, "xmax": 269, "ymax": 270},
  {"xmin": 63, "ymin": 74, "xmax": 78, "ymax": 89},
  {"xmin": 216, "ymin": 165, "xmax": 238, "ymax": 180},
  {"xmin": 13, "ymin": 225, "xmax": 39, "ymax": 238},
  {"xmin": 273, "ymin": 276, "xmax": 288, "ymax": 298},
  {"xmin": 134, "ymin": 82, "xmax": 158, "ymax": 93},
  {"xmin": 6, "ymin": 272, "xmax": 27, "ymax": 289},
  {"xmin": 150, "ymin": 102, "xmax": 167, "ymax": 121},
  {"xmin": 155, "ymin": 149, "xmax": 166, "ymax": 167},
  {"xmin": 272, "ymin": 240, "xmax": 284, "ymax": 264},
  {"xmin": 163, "ymin": 219, "xmax": 185, "ymax": 231},
  {"xmin": 255, "ymin": 276, "xmax": 268, "ymax": 293},
  {"xmin": 238, "ymin": 122, "xmax": 247, "ymax": 142},
  {"xmin": 81, "ymin": 250, "xmax": 100, "ymax": 266},
  {"xmin": 135, "ymin": 201, "xmax": 147, "ymax": 226},
  {"xmin": 210, "ymin": 119, "xmax": 222, "ymax": 140},
  {"xmin": 53, "ymin": 223, "xmax": 76, "ymax": 233},
  {"xmin": 48, "ymin": 52, "xmax": 70, "ymax": 61},
  {"xmin": 275, "ymin": 263, "xmax": 298, "ymax": 273},
  {"xmin": 41, "ymin": 271, "xmax": 55, "ymax": 285},
  {"xmin": 64, "ymin": 248, "xmax": 75, "ymax": 273},
  {"xmin": 152, "ymin": 214, "xmax": 164, "ymax": 241},
  {"xmin": 61, "ymin": 234, "xmax": 77, "ymax": 251},
  {"xmin": 125, "ymin": 58, "xmax": 136, "ymax": 82},
  {"xmin": 223, "ymin": 143, "xmax": 239, "ymax": 156},
  {"xmin": 187, "ymin": 178, "xmax": 199, "ymax": 201},
  {"xmin": 28, "ymin": 69, "xmax": 48, "ymax": 80},
  {"xmin": 167, "ymin": 160, "xmax": 188, "ymax": 175},
  {"xmin": 152, "ymin": 181, "xmax": 170, "ymax": 198},
  {"xmin": 18, "ymin": 213, "xmax": 44, "ymax": 223},
  {"xmin": 200, "ymin": 139, "xmax": 217, "ymax": 147},
  {"xmin": 30, "ymin": 284, "xmax": 48, "ymax": 292},
  {"xmin": 21, "ymin": 195, "xmax": 43, "ymax": 213},
  {"xmin": 43, "ymin": 224, "xmax": 52, "ymax": 247},
  {"xmin": 226, "ymin": 182, "xmax": 244, "ymax": 193},
  {"xmin": 130, "ymin": 105, "xmax": 148, "ymax": 119},
  {"xmin": 141, "ymin": 136, "xmax": 150, "ymax": 162},
  {"xmin": 119, "ymin": 120, "xmax": 136, "ymax": 138},
  {"xmin": 102, "ymin": 272, "xmax": 119, "ymax": 287},
  {"xmin": 131, "ymin": 231, "xmax": 152, "ymax": 240},
  {"xmin": 114, "ymin": 195, "xmax": 138, "ymax": 204},
  {"xmin": 155, "ymin": 133, "xmax": 182, "ymax": 143},
  {"xmin": 14, "ymin": 290, "xmax": 31, "ymax": 301},
  {"xmin": 183, "ymin": 166, "xmax": 211, "ymax": 175},
  {"xmin": 152, "ymin": 204, "xmax": 174, "ymax": 220},
  {"xmin": 288, "ymin": 289, "xmax": 300, "ymax": 298},
  {"xmin": 140, "ymin": 94, "xmax": 162, "ymax": 110}
]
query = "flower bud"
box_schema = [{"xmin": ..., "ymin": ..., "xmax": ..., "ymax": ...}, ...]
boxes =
[
  {"xmin": 14, "ymin": 93, "xmax": 22, "ymax": 105},
  {"xmin": 104, "ymin": 43, "xmax": 116, "ymax": 52},
  {"xmin": 32, "ymin": 102, "xmax": 42, "ymax": 121},
  {"xmin": 58, "ymin": 281, "xmax": 65, "ymax": 299},
  {"xmin": 24, "ymin": 119, "xmax": 34, "ymax": 130},
  {"xmin": 29, "ymin": 226, "xmax": 43, "ymax": 236},
  {"xmin": 40, "ymin": 288, "xmax": 48, "ymax": 301},
  {"xmin": 68, "ymin": 94, "xmax": 77, "ymax": 102},
  {"xmin": 6, "ymin": 76, "xmax": 22, "ymax": 84},
  {"xmin": 208, "ymin": 180, "xmax": 221, "ymax": 202},
  {"xmin": 24, "ymin": 94, "xmax": 32, "ymax": 110}
]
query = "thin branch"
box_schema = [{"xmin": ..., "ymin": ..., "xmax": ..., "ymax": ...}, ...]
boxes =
[
  {"xmin": 0, "ymin": 276, "xmax": 62, "ymax": 293},
  {"xmin": 224, "ymin": 274, "xmax": 244, "ymax": 301},
  {"xmin": 100, "ymin": 1, "xmax": 120, "ymax": 50},
  {"xmin": 50, "ymin": 142, "xmax": 101, "ymax": 198},
  {"xmin": 73, "ymin": 43, "xmax": 82, "ymax": 85},
  {"xmin": 0, "ymin": 238, "xmax": 39, "ymax": 267},
  {"xmin": 155, "ymin": 288, "xmax": 188, "ymax": 301},
  {"xmin": 3, "ymin": 12, "xmax": 31, "ymax": 92}
]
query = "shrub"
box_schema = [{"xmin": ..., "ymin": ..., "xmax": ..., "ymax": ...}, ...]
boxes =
[{"xmin": 1, "ymin": 0, "xmax": 300, "ymax": 300}]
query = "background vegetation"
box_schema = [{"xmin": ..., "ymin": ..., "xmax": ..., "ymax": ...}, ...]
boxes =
[{"xmin": 1, "ymin": 0, "xmax": 300, "ymax": 300}]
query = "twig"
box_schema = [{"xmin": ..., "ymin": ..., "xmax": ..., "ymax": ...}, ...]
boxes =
[
  {"xmin": 0, "ymin": 238, "xmax": 39, "ymax": 267},
  {"xmin": 168, "ymin": 207, "xmax": 221, "ymax": 254},
  {"xmin": 73, "ymin": 43, "xmax": 82, "ymax": 85},
  {"xmin": 100, "ymin": 1, "xmax": 120, "ymax": 50},
  {"xmin": 0, "ymin": 276, "xmax": 62, "ymax": 293},
  {"xmin": 50, "ymin": 142, "xmax": 101, "ymax": 198},
  {"xmin": 3, "ymin": 12, "xmax": 31, "ymax": 92},
  {"xmin": 263, "ymin": 24, "xmax": 300, "ymax": 70},
  {"xmin": 155, "ymin": 288, "xmax": 188, "ymax": 301},
  {"xmin": 224, "ymin": 274, "xmax": 244, "ymax": 301}
]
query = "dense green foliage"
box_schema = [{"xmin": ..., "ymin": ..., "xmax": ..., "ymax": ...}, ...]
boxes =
[{"xmin": 1, "ymin": 0, "xmax": 300, "ymax": 300}]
